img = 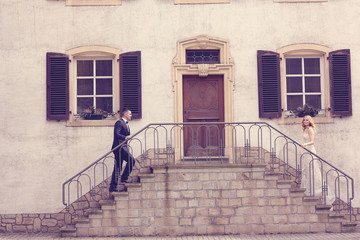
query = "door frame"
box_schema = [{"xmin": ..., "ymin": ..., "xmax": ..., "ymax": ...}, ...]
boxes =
[{"xmin": 172, "ymin": 35, "xmax": 235, "ymax": 163}]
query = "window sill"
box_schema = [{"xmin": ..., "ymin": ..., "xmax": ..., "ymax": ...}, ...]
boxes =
[
  {"xmin": 278, "ymin": 115, "xmax": 334, "ymax": 125},
  {"xmin": 67, "ymin": 118, "xmax": 118, "ymax": 127}
]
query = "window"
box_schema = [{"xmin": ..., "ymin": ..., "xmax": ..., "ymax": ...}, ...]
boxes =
[
  {"xmin": 66, "ymin": 0, "xmax": 121, "ymax": 6},
  {"xmin": 257, "ymin": 44, "xmax": 352, "ymax": 123},
  {"xmin": 186, "ymin": 50, "xmax": 220, "ymax": 64},
  {"xmin": 76, "ymin": 59, "xmax": 114, "ymax": 115},
  {"xmin": 46, "ymin": 46, "xmax": 142, "ymax": 126},
  {"xmin": 285, "ymin": 57, "xmax": 324, "ymax": 112}
]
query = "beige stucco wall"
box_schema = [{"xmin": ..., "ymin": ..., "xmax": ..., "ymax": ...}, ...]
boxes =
[{"xmin": 1, "ymin": 0, "xmax": 360, "ymax": 214}]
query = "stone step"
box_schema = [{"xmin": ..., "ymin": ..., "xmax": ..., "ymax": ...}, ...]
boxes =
[
  {"xmin": 74, "ymin": 218, "xmax": 90, "ymax": 230},
  {"xmin": 315, "ymin": 204, "xmax": 333, "ymax": 214},
  {"xmin": 181, "ymin": 156, "xmax": 230, "ymax": 164},
  {"xmin": 264, "ymin": 171, "xmax": 283, "ymax": 180},
  {"xmin": 276, "ymin": 180, "xmax": 292, "ymax": 188},
  {"xmin": 342, "ymin": 222, "xmax": 358, "ymax": 232},
  {"xmin": 60, "ymin": 226, "xmax": 76, "ymax": 237},
  {"xmin": 99, "ymin": 200, "xmax": 116, "ymax": 210},
  {"xmin": 328, "ymin": 213, "xmax": 345, "ymax": 222}
]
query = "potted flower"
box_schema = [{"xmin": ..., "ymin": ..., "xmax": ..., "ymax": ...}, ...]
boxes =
[
  {"xmin": 81, "ymin": 106, "xmax": 109, "ymax": 120},
  {"xmin": 294, "ymin": 104, "xmax": 319, "ymax": 117}
]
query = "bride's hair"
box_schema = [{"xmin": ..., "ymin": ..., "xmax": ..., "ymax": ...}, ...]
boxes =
[{"xmin": 302, "ymin": 115, "xmax": 316, "ymax": 132}]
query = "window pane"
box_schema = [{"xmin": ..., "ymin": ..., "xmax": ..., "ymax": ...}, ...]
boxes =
[
  {"xmin": 304, "ymin": 58, "xmax": 320, "ymax": 74},
  {"xmin": 96, "ymin": 78, "xmax": 112, "ymax": 95},
  {"xmin": 286, "ymin": 77, "xmax": 302, "ymax": 93},
  {"xmin": 77, "ymin": 78, "xmax": 93, "ymax": 95},
  {"xmin": 305, "ymin": 95, "xmax": 321, "ymax": 109},
  {"xmin": 96, "ymin": 60, "xmax": 112, "ymax": 76},
  {"xmin": 286, "ymin": 58, "xmax": 302, "ymax": 74},
  {"xmin": 287, "ymin": 95, "xmax": 303, "ymax": 110},
  {"xmin": 77, "ymin": 60, "xmax": 93, "ymax": 77},
  {"xmin": 96, "ymin": 97, "xmax": 113, "ymax": 112},
  {"xmin": 186, "ymin": 50, "xmax": 220, "ymax": 64},
  {"xmin": 77, "ymin": 97, "xmax": 93, "ymax": 114},
  {"xmin": 305, "ymin": 77, "xmax": 321, "ymax": 92}
]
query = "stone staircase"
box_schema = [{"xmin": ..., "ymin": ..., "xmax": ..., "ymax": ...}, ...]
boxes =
[{"xmin": 60, "ymin": 149, "xmax": 357, "ymax": 237}]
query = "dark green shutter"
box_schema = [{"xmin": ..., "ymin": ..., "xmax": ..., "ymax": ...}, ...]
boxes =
[
  {"xmin": 120, "ymin": 51, "xmax": 142, "ymax": 119},
  {"xmin": 329, "ymin": 49, "xmax": 352, "ymax": 117},
  {"xmin": 257, "ymin": 50, "xmax": 281, "ymax": 118},
  {"xmin": 46, "ymin": 52, "xmax": 69, "ymax": 120}
]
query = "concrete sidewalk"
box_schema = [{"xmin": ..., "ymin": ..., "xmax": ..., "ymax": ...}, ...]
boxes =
[{"xmin": 1, "ymin": 233, "xmax": 360, "ymax": 240}]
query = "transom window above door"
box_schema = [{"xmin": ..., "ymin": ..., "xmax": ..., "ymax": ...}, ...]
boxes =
[
  {"xmin": 285, "ymin": 57, "xmax": 323, "ymax": 111},
  {"xmin": 186, "ymin": 49, "xmax": 220, "ymax": 64}
]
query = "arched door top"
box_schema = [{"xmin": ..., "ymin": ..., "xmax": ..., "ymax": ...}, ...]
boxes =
[{"xmin": 173, "ymin": 35, "xmax": 234, "ymax": 65}]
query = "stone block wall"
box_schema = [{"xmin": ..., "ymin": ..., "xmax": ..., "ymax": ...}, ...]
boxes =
[
  {"xmin": 0, "ymin": 180, "xmax": 109, "ymax": 233},
  {"xmin": 71, "ymin": 164, "xmax": 354, "ymax": 237},
  {"xmin": 0, "ymin": 212, "xmax": 67, "ymax": 233}
]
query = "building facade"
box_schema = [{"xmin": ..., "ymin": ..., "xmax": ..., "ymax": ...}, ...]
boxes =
[{"xmin": 0, "ymin": 0, "xmax": 359, "ymax": 215}]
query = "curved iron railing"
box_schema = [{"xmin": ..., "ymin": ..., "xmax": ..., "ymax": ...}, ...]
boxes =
[{"xmin": 62, "ymin": 122, "xmax": 355, "ymax": 224}]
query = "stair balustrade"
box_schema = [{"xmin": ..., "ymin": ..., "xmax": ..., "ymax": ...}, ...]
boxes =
[{"xmin": 62, "ymin": 122, "xmax": 355, "ymax": 225}]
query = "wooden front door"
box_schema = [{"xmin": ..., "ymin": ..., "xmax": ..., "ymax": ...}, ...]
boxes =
[{"xmin": 183, "ymin": 75, "xmax": 225, "ymax": 157}]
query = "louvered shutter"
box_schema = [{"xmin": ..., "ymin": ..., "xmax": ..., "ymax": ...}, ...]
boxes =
[
  {"xmin": 329, "ymin": 49, "xmax": 352, "ymax": 117},
  {"xmin": 46, "ymin": 52, "xmax": 69, "ymax": 120},
  {"xmin": 257, "ymin": 50, "xmax": 281, "ymax": 118},
  {"xmin": 120, "ymin": 51, "xmax": 142, "ymax": 119}
]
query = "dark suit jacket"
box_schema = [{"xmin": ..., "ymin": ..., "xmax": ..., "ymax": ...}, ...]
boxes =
[{"xmin": 111, "ymin": 119, "xmax": 130, "ymax": 151}]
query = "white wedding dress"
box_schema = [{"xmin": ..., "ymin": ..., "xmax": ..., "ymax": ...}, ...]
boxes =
[
  {"xmin": 301, "ymin": 129, "xmax": 335, "ymax": 205},
  {"xmin": 301, "ymin": 129, "xmax": 322, "ymax": 196}
]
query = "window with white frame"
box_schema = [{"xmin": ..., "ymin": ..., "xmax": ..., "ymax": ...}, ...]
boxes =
[
  {"xmin": 46, "ymin": 46, "xmax": 142, "ymax": 126},
  {"xmin": 75, "ymin": 58, "xmax": 114, "ymax": 115},
  {"xmin": 285, "ymin": 56, "xmax": 324, "ymax": 112},
  {"xmin": 257, "ymin": 44, "xmax": 352, "ymax": 122}
]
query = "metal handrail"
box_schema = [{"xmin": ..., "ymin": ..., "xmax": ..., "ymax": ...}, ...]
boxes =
[{"xmin": 62, "ymin": 122, "xmax": 355, "ymax": 223}]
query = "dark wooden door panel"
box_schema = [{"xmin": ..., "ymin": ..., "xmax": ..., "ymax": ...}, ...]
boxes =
[{"xmin": 183, "ymin": 75, "xmax": 224, "ymax": 157}]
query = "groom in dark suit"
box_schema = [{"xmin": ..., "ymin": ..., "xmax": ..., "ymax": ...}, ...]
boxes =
[{"xmin": 109, "ymin": 108, "xmax": 136, "ymax": 192}]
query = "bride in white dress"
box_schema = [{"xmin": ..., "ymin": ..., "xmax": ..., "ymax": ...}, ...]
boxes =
[
  {"xmin": 300, "ymin": 115, "xmax": 335, "ymax": 205},
  {"xmin": 300, "ymin": 115, "xmax": 321, "ymax": 196}
]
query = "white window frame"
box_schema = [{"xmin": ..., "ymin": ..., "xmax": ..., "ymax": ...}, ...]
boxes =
[
  {"xmin": 74, "ymin": 57, "xmax": 115, "ymax": 115},
  {"xmin": 277, "ymin": 44, "xmax": 333, "ymax": 124},
  {"xmin": 284, "ymin": 56, "xmax": 325, "ymax": 115},
  {"xmin": 66, "ymin": 46, "xmax": 122, "ymax": 127}
]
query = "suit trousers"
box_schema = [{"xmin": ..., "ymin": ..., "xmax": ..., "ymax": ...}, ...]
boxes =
[{"xmin": 109, "ymin": 147, "xmax": 135, "ymax": 189}]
